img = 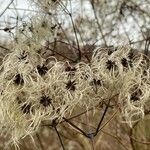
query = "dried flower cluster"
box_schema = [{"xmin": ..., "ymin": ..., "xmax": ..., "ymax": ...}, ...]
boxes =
[
  {"xmin": 0, "ymin": 45, "xmax": 149, "ymax": 147},
  {"xmin": 91, "ymin": 46, "xmax": 150, "ymax": 126},
  {"xmin": 0, "ymin": 0, "xmax": 149, "ymax": 149}
]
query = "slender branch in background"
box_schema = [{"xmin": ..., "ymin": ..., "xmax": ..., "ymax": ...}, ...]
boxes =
[
  {"xmin": 119, "ymin": 19, "xmax": 131, "ymax": 43},
  {"xmin": 90, "ymin": 138, "xmax": 95, "ymax": 150},
  {"xmin": 54, "ymin": 126, "xmax": 66, "ymax": 150},
  {"xmin": 0, "ymin": 26, "xmax": 16, "ymax": 32},
  {"xmin": 49, "ymin": 40, "xmax": 78, "ymax": 51},
  {"xmin": 98, "ymin": 108, "xmax": 119, "ymax": 132},
  {"xmin": 129, "ymin": 123, "xmax": 150, "ymax": 150},
  {"xmin": 0, "ymin": 45, "xmax": 10, "ymax": 51},
  {"xmin": 55, "ymin": 23, "xmax": 79, "ymax": 60},
  {"xmin": 101, "ymin": 130, "xmax": 129, "ymax": 150},
  {"xmin": 90, "ymin": 0, "xmax": 107, "ymax": 46},
  {"xmin": 36, "ymin": 133, "xmax": 44, "ymax": 150},
  {"xmin": 46, "ymin": 47, "xmax": 76, "ymax": 62},
  {"xmin": 0, "ymin": 0, "xmax": 15, "ymax": 18},
  {"xmin": 53, "ymin": 38, "xmax": 57, "ymax": 53},
  {"xmin": 49, "ymin": 8, "xmax": 80, "ymax": 61},
  {"xmin": 63, "ymin": 117, "xmax": 88, "ymax": 137},
  {"xmin": 130, "ymin": 38, "xmax": 149, "ymax": 45},
  {"xmin": 130, "ymin": 14, "xmax": 146, "ymax": 40},
  {"xmin": 129, "ymin": 0, "xmax": 150, "ymax": 18},
  {"xmin": 8, "ymin": 7, "xmax": 42, "ymax": 13},
  {"xmin": 42, "ymin": 106, "xmax": 97, "ymax": 127},
  {"xmin": 130, "ymin": 136, "xmax": 150, "ymax": 145},
  {"xmin": 59, "ymin": 1, "xmax": 81, "ymax": 61},
  {"xmin": 144, "ymin": 38, "xmax": 150, "ymax": 55},
  {"xmin": 42, "ymin": 99, "xmax": 112, "ymax": 127},
  {"xmin": 94, "ymin": 98, "xmax": 111, "ymax": 136},
  {"xmin": 72, "ymin": 119, "xmax": 96, "ymax": 129}
]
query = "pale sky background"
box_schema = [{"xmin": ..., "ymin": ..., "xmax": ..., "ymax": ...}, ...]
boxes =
[
  {"xmin": 0, "ymin": 0, "xmax": 30, "ymax": 24},
  {"xmin": 0, "ymin": 0, "xmax": 33, "ymax": 39},
  {"xmin": 0, "ymin": 0, "xmax": 149, "ymax": 48},
  {"xmin": 0, "ymin": 0, "xmax": 87, "ymax": 39}
]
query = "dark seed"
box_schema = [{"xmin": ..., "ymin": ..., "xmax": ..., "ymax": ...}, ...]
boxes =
[
  {"xmin": 40, "ymin": 96, "xmax": 52, "ymax": 107},
  {"xmin": 108, "ymin": 50, "xmax": 113, "ymax": 55},
  {"xmin": 143, "ymin": 70, "xmax": 147, "ymax": 76},
  {"xmin": 37, "ymin": 65, "xmax": 48, "ymax": 76},
  {"xmin": 65, "ymin": 66, "xmax": 76, "ymax": 72},
  {"xmin": 130, "ymin": 94, "xmax": 139, "ymax": 101},
  {"xmin": 96, "ymin": 80, "xmax": 101, "ymax": 85},
  {"xmin": 19, "ymin": 51, "xmax": 27, "ymax": 60},
  {"xmin": 128, "ymin": 60, "xmax": 133, "ymax": 67},
  {"xmin": 66, "ymin": 80, "xmax": 76, "ymax": 91},
  {"xmin": 130, "ymin": 89, "xmax": 142, "ymax": 102},
  {"xmin": 56, "ymin": 108, "xmax": 60, "ymax": 113},
  {"xmin": 106, "ymin": 60, "xmax": 117, "ymax": 70},
  {"xmin": 14, "ymin": 74, "xmax": 24, "ymax": 85},
  {"xmin": 41, "ymin": 21, "xmax": 47, "ymax": 28},
  {"xmin": 21, "ymin": 103, "xmax": 32, "ymax": 114},
  {"xmin": 128, "ymin": 52, "xmax": 134, "ymax": 60},
  {"xmin": 91, "ymin": 79, "xmax": 101, "ymax": 86},
  {"xmin": 121, "ymin": 58, "xmax": 128, "ymax": 68},
  {"xmin": 51, "ymin": 24, "xmax": 57, "ymax": 30}
]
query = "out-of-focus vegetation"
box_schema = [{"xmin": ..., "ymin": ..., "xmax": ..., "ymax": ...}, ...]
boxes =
[{"xmin": 0, "ymin": 0, "xmax": 150, "ymax": 150}]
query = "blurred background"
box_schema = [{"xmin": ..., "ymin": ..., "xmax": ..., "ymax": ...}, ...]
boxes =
[{"xmin": 0, "ymin": 0, "xmax": 150, "ymax": 150}]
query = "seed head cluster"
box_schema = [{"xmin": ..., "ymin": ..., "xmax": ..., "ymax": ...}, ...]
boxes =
[{"xmin": 0, "ymin": 45, "xmax": 149, "ymax": 146}]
